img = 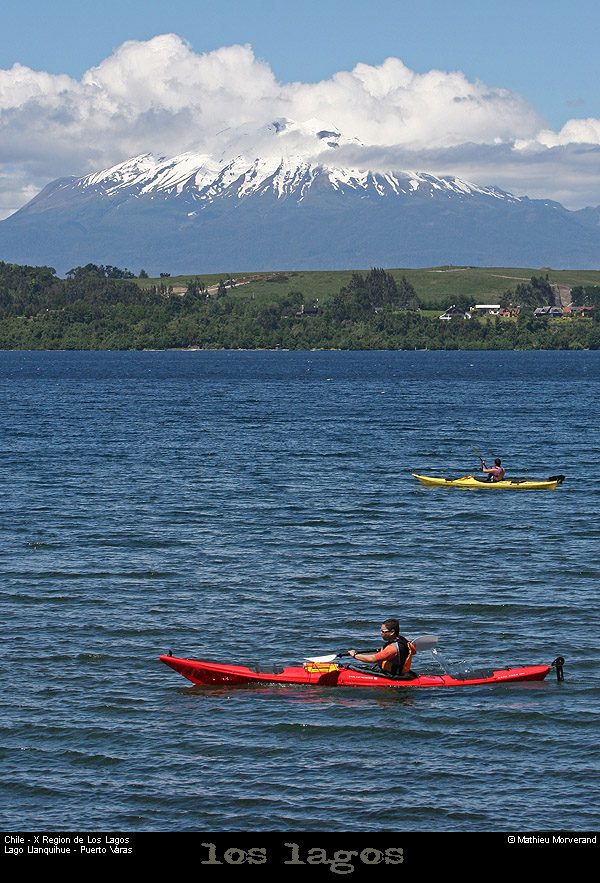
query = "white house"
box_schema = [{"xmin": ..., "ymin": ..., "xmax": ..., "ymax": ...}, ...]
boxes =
[{"xmin": 474, "ymin": 304, "xmax": 501, "ymax": 314}]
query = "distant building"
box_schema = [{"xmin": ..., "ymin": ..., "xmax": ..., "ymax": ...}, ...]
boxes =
[
  {"xmin": 440, "ymin": 306, "xmax": 471, "ymax": 320},
  {"xmin": 297, "ymin": 304, "xmax": 321, "ymax": 316},
  {"xmin": 534, "ymin": 306, "xmax": 563, "ymax": 318},
  {"xmin": 474, "ymin": 304, "xmax": 501, "ymax": 314},
  {"xmin": 281, "ymin": 304, "xmax": 322, "ymax": 318}
]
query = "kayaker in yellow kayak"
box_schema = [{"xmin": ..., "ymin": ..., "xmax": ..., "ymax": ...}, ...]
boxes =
[{"xmin": 482, "ymin": 457, "xmax": 505, "ymax": 482}]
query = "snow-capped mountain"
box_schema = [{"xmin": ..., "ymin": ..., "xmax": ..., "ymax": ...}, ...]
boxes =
[
  {"xmin": 1, "ymin": 118, "xmax": 599, "ymax": 274},
  {"xmin": 50, "ymin": 117, "xmax": 519, "ymax": 207}
]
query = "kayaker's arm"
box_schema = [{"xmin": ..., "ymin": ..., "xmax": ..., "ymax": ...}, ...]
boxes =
[
  {"xmin": 348, "ymin": 645, "xmax": 396, "ymax": 664},
  {"xmin": 349, "ymin": 650, "xmax": 377, "ymax": 663}
]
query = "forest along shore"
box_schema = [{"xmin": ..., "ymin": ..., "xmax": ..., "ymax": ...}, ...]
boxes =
[{"xmin": 0, "ymin": 261, "xmax": 598, "ymax": 351}]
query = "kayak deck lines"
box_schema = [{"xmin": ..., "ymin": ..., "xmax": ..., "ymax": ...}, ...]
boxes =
[
  {"xmin": 412, "ymin": 473, "xmax": 565, "ymax": 490},
  {"xmin": 159, "ymin": 654, "xmax": 563, "ymax": 689}
]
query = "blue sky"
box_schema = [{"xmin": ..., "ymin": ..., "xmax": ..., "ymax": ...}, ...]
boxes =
[
  {"xmin": 2, "ymin": 0, "xmax": 598, "ymax": 129},
  {"xmin": 1, "ymin": 0, "xmax": 599, "ymax": 216}
]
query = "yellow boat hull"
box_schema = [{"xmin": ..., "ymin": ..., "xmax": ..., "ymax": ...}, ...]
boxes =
[{"xmin": 412, "ymin": 473, "xmax": 563, "ymax": 490}]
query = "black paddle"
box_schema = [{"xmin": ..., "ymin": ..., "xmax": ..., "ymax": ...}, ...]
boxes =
[
  {"xmin": 471, "ymin": 444, "xmax": 484, "ymax": 465},
  {"xmin": 306, "ymin": 634, "xmax": 438, "ymax": 663}
]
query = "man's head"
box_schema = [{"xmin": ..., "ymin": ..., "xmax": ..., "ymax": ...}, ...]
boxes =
[{"xmin": 381, "ymin": 618, "xmax": 400, "ymax": 640}]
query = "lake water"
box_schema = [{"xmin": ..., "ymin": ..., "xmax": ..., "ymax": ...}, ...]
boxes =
[{"xmin": 1, "ymin": 350, "xmax": 599, "ymax": 841}]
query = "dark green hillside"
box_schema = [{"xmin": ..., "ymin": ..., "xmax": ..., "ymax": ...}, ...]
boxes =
[{"xmin": 1, "ymin": 261, "xmax": 598, "ymax": 351}]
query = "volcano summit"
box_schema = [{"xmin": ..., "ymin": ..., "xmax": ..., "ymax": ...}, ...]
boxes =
[{"xmin": 1, "ymin": 118, "xmax": 599, "ymax": 274}]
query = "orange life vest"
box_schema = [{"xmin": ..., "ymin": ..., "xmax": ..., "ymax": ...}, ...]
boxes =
[{"xmin": 379, "ymin": 637, "xmax": 416, "ymax": 674}]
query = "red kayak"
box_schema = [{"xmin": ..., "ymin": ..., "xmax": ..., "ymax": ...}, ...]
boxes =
[{"xmin": 159, "ymin": 654, "xmax": 556, "ymax": 688}]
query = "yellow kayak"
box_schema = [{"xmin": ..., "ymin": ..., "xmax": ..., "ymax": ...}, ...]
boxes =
[{"xmin": 412, "ymin": 473, "xmax": 565, "ymax": 490}]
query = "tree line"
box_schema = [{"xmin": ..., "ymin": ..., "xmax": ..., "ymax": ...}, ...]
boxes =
[{"xmin": 0, "ymin": 262, "xmax": 598, "ymax": 351}]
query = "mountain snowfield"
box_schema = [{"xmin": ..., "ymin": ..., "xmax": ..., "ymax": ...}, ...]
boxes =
[
  {"xmin": 72, "ymin": 118, "xmax": 518, "ymax": 206},
  {"xmin": 1, "ymin": 117, "xmax": 599, "ymax": 274}
]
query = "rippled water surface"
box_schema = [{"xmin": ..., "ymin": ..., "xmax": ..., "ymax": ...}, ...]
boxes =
[{"xmin": 1, "ymin": 350, "xmax": 599, "ymax": 832}]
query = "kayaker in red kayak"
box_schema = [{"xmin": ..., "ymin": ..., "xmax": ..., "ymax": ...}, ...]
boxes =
[
  {"xmin": 347, "ymin": 619, "xmax": 416, "ymax": 675},
  {"xmin": 482, "ymin": 457, "xmax": 505, "ymax": 482}
]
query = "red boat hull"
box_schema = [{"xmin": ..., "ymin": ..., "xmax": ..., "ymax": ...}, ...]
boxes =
[{"xmin": 159, "ymin": 655, "xmax": 550, "ymax": 688}]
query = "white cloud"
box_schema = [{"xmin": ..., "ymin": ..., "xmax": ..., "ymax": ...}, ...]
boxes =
[
  {"xmin": 0, "ymin": 33, "xmax": 599, "ymax": 217},
  {"xmin": 522, "ymin": 117, "xmax": 600, "ymax": 149},
  {"xmin": 284, "ymin": 57, "xmax": 544, "ymax": 149}
]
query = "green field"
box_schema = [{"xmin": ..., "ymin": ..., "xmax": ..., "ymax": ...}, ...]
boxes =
[
  {"xmin": 136, "ymin": 265, "xmax": 600, "ymax": 308},
  {"xmin": 2, "ymin": 260, "xmax": 598, "ymax": 350}
]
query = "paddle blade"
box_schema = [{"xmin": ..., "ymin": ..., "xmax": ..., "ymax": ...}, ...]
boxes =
[
  {"xmin": 471, "ymin": 444, "xmax": 483, "ymax": 463},
  {"xmin": 413, "ymin": 634, "xmax": 438, "ymax": 651},
  {"xmin": 304, "ymin": 652, "xmax": 346, "ymax": 663}
]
